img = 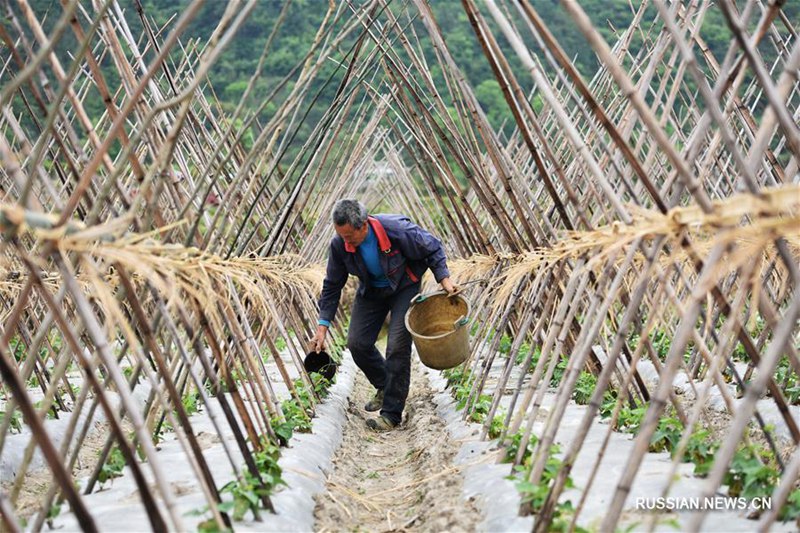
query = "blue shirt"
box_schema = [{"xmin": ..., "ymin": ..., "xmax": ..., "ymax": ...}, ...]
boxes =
[{"xmin": 358, "ymin": 226, "xmax": 390, "ymax": 288}]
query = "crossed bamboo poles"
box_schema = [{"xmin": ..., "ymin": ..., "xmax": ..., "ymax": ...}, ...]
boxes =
[{"xmin": 1, "ymin": 0, "xmax": 799, "ymax": 531}]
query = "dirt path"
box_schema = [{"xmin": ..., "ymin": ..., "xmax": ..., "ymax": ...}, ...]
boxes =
[{"xmin": 314, "ymin": 360, "xmax": 482, "ymax": 532}]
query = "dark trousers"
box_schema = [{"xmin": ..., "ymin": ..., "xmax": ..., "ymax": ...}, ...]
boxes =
[{"xmin": 347, "ymin": 283, "xmax": 419, "ymax": 425}]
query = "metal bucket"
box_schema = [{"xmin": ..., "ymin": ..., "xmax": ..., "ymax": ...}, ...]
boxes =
[{"xmin": 404, "ymin": 291, "xmax": 471, "ymax": 370}]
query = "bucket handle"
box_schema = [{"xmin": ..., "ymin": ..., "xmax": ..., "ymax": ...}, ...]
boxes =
[
  {"xmin": 410, "ymin": 280, "xmax": 487, "ymax": 306},
  {"xmin": 453, "ymin": 315, "xmax": 469, "ymax": 329},
  {"xmin": 410, "ymin": 290, "xmax": 446, "ymax": 305}
]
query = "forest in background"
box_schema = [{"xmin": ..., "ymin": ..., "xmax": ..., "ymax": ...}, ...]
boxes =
[{"xmin": 11, "ymin": 1, "xmax": 800, "ymax": 158}]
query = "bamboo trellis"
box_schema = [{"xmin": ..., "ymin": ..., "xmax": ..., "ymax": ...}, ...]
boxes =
[{"xmin": 1, "ymin": 0, "xmax": 799, "ymax": 531}]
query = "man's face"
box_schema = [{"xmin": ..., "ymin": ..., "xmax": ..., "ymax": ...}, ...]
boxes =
[{"xmin": 335, "ymin": 222, "xmax": 369, "ymax": 248}]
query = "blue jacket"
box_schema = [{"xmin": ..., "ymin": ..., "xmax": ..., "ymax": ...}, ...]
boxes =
[{"xmin": 317, "ymin": 214, "xmax": 450, "ymax": 323}]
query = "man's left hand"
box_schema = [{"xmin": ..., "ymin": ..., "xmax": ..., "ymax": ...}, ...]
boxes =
[{"xmin": 440, "ymin": 277, "xmax": 459, "ymax": 295}]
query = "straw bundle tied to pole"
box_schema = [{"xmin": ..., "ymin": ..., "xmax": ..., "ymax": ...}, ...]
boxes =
[
  {"xmin": 483, "ymin": 184, "xmax": 800, "ymax": 304},
  {"xmin": 446, "ymin": 253, "xmax": 511, "ymax": 287},
  {"xmin": 1, "ymin": 203, "xmax": 324, "ymax": 314}
]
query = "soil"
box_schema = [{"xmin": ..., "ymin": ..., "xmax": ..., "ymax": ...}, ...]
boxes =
[
  {"xmin": 314, "ymin": 360, "xmax": 482, "ymax": 532},
  {"xmin": 702, "ymin": 407, "xmax": 795, "ymax": 464},
  {"xmin": 7, "ymin": 414, "xmax": 135, "ymax": 526}
]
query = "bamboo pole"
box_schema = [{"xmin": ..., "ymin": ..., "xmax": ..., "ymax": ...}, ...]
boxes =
[
  {"xmin": 537, "ymin": 236, "xmax": 667, "ymax": 530},
  {"xmin": 690, "ymin": 268, "xmax": 800, "ymax": 531},
  {"xmin": 485, "ymin": 0, "xmax": 632, "ymax": 225}
]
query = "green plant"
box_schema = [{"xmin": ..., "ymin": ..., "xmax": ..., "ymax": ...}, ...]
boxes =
[
  {"xmin": 219, "ymin": 440, "xmax": 285, "ymax": 521},
  {"xmin": 46, "ymin": 503, "xmax": 62, "ymax": 528},
  {"xmin": 253, "ymin": 441, "xmax": 285, "ymax": 493},
  {"xmin": 549, "ymin": 501, "xmax": 589, "ymax": 533},
  {"xmin": 447, "ymin": 366, "xmax": 500, "ymax": 429},
  {"xmin": 550, "ymin": 357, "xmax": 568, "ymax": 387},
  {"xmin": 732, "ymin": 340, "xmax": 747, "ymax": 362},
  {"xmin": 649, "ymin": 416, "xmax": 682, "ymax": 453},
  {"xmin": 626, "ymin": 331, "xmax": 641, "ymax": 349},
  {"xmin": 280, "ymin": 380, "xmax": 313, "ymax": 435},
  {"xmin": 514, "ymin": 342, "xmax": 531, "ymax": 365},
  {"xmin": 488, "ymin": 413, "xmax": 505, "ymax": 439},
  {"xmin": 274, "ymin": 336, "xmax": 288, "ymax": 352},
  {"xmin": 779, "ymin": 488, "xmax": 800, "ymax": 521},
  {"xmin": 514, "ymin": 342, "xmax": 530, "ymax": 365},
  {"xmin": 748, "ymin": 315, "xmax": 767, "ymax": 337},
  {"xmin": 599, "ymin": 389, "xmax": 617, "ymax": 419},
  {"xmin": 498, "ymin": 333, "xmax": 512, "ymax": 355},
  {"xmin": 229, "ymin": 368, "xmax": 244, "ymax": 385},
  {"xmin": 280, "ymin": 399, "xmax": 311, "ymax": 433},
  {"xmin": 517, "ymin": 344, "xmax": 542, "ymax": 372},
  {"xmin": 10, "ymin": 335, "xmax": 26, "ymax": 362},
  {"xmin": 98, "ymin": 446, "xmax": 127, "ymax": 484},
  {"xmin": 219, "ymin": 477, "xmax": 261, "ymax": 521},
  {"xmin": 182, "ymin": 392, "xmax": 201, "ymax": 416},
  {"xmin": 309, "ymin": 371, "xmax": 332, "ymax": 399},
  {"xmin": 292, "ymin": 378, "xmax": 314, "ymax": 411},
  {"xmin": 572, "ymin": 372, "xmax": 596, "ymax": 405},
  {"xmin": 775, "ymin": 357, "xmax": 799, "ymax": 405},
  {"xmin": 513, "ymin": 469, "xmax": 551, "ymax": 510},
  {"xmin": 602, "ymin": 398, "xmax": 717, "ymax": 480},
  {"xmin": 605, "ymin": 404, "xmax": 717, "ymax": 478},
  {"xmin": 452, "ymin": 375, "xmax": 475, "ymax": 408},
  {"xmin": 196, "ymin": 517, "xmax": 231, "ymax": 533},
  {"xmin": 724, "ymin": 445, "xmax": 780, "ymax": 500},
  {"xmin": 327, "ymin": 326, "xmax": 348, "ymax": 359},
  {"xmin": 503, "ymin": 430, "xmax": 538, "ymax": 465},
  {"xmin": 32, "ymin": 400, "xmax": 57, "ymax": 420},
  {"xmin": 443, "ymin": 363, "xmax": 468, "ymax": 386},
  {"xmin": 1, "ymin": 409, "xmax": 23, "ymax": 432},
  {"xmin": 161, "ymin": 418, "xmax": 174, "ymax": 435},
  {"xmin": 614, "ymin": 404, "xmax": 646, "ymax": 434},
  {"xmin": 467, "ymin": 394, "xmax": 492, "ymax": 423},
  {"xmin": 270, "ymin": 416, "xmax": 294, "ymax": 447},
  {"xmin": 186, "ymin": 504, "xmax": 232, "ymax": 532},
  {"xmin": 785, "ymin": 383, "xmax": 800, "ymax": 405},
  {"xmin": 651, "ymin": 329, "xmax": 672, "ymax": 360},
  {"xmin": 121, "ymin": 365, "xmax": 137, "ymax": 383},
  {"xmin": 510, "ymin": 443, "xmax": 583, "ymax": 529},
  {"xmin": 48, "ymin": 331, "xmax": 63, "ymax": 353},
  {"xmin": 273, "ymin": 379, "xmax": 315, "ymax": 436},
  {"xmin": 684, "ymin": 428, "xmax": 717, "ymax": 477}
]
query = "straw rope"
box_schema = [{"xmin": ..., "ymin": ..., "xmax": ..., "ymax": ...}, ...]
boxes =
[{"xmin": 480, "ymin": 184, "xmax": 800, "ymax": 305}]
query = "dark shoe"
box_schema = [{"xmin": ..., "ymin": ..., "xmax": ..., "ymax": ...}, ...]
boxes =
[
  {"xmin": 364, "ymin": 389, "xmax": 384, "ymax": 412},
  {"xmin": 366, "ymin": 415, "xmax": 396, "ymax": 431}
]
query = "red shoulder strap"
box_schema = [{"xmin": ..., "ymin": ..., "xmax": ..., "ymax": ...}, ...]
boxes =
[{"xmin": 367, "ymin": 216, "xmax": 392, "ymax": 253}]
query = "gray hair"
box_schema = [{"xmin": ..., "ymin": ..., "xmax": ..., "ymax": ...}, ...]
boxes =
[{"xmin": 332, "ymin": 199, "xmax": 368, "ymax": 228}]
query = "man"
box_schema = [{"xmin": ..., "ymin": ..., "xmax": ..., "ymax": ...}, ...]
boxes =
[{"xmin": 310, "ymin": 199, "xmax": 457, "ymax": 430}]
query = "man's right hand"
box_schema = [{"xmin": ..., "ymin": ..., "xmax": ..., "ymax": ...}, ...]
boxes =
[{"xmin": 310, "ymin": 324, "xmax": 328, "ymax": 353}]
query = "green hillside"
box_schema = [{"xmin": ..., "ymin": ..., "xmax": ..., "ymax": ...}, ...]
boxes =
[{"xmin": 13, "ymin": 1, "xmax": 800, "ymax": 142}]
